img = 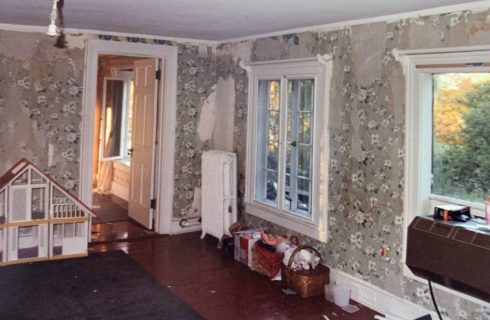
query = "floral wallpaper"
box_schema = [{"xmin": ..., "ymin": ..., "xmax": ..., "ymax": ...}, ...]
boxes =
[
  {"xmin": 1, "ymin": 7, "xmax": 489, "ymax": 318},
  {"xmin": 172, "ymin": 43, "xmax": 218, "ymax": 217},
  {"xmin": 227, "ymin": 9, "xmax": 490, "ymax": 320},
  {"xmin": 93, "ymin": 34, "xmax": 222, "ymax": 218},
  {"xmin": 215, "ymin": 51, "xmax": 249, "ymax": 204},
  {"xmin": 0, "ymin": 30, "xmax": 222, "ymax": 218},
  {"xmin": 0, "ymin": 30, "xmax": 84, "ymax": 192}
]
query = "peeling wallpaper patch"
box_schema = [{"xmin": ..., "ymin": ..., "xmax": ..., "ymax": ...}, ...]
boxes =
[
  {"xmin": 350, "ymin": 22, "xmax": 386, "ymax": 86},
  {"xmin": 213, "ymin": 77, "xmax": 236, "ymax": 151},
  {"xmin": 228, "ymin": 9, "xmax": 490, "ymax": 319},
  {"xmin": 196, "ymin": 87, "xmax": 217, "ymax": 142},
  {"xmin": 0, "ymin": 30, "xmax": 84, "ymax": 192}
]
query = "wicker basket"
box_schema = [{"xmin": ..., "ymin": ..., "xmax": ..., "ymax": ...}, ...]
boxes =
[{"xmin": 281, "ymin": 245, "xmax": 330, "ymax": 298}]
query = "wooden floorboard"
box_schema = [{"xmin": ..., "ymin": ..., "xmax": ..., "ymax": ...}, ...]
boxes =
[{"xmin": 90, "ymin": 231, "xmax": 380, "ymax": 320}]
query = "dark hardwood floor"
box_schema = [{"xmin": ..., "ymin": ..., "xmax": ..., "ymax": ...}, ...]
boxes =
[
  {"xmin": 90, "ymin": 230, "xmax": 380, "ymax": 320},
  {"xmin": 92, "ymin": 192, "xmax": 129, "ymax": 224},
  {"xmin": 91, "ymin": 220, "xmax": 155, "ymax": 243}
]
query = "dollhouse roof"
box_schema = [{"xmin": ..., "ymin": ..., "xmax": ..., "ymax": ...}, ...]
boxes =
[{"xmin": 0, "ymin": 158, "xmax": 95, "ymax": 217}]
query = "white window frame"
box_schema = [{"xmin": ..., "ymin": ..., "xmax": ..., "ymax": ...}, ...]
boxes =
[
  {"xmin": 242, "ymin": 55, "xmax": 332, "ymax": 242},
  {"xmin": 395, "ymin": 46, "xmax": 490, "ymax": 306},
  {"xmin": 100, "ymin": 72, "xmax": 133, "ymax": 163}
]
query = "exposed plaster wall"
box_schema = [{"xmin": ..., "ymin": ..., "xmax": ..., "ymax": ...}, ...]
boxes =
[
  {"xmin": 220, "ymin": 8, "xmax": 490, "ymax": 319},
  {"xmin": 213, "ymin": 77, "xmax": 236, "ymax": 152},
  {"xmin": 0, "ymin": 30, "xmax": 84, "ymax": 192},
  {"xmin": 196, "ymin": 87, "xmax": 217, "ymax": 142}
]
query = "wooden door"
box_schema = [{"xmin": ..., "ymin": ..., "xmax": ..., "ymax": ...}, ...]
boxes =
[{"xmin": 128, "ymin": 58, "xmax": 159, "ymax": 229}]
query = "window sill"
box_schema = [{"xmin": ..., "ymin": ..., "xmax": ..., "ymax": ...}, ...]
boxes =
[{"xmin": 245, "ymin": 201, "xmax": 327, "ymax": 242}]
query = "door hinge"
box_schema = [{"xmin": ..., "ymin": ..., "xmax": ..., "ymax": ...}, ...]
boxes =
[
  {"xmin": 150, "ymin": 198, "xmax": 157, "ymax": 209},
  {"xmin": 155, "ymin": 69, "xmax": 161, "ymax": 80}
]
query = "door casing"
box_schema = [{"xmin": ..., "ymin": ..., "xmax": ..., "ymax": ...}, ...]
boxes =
[{"xmin": 80, "ymin": 39, "xmax": 178, "ymax": 234}]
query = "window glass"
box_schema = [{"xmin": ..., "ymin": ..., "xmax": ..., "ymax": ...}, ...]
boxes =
[
  {"xmin": 31, "ymin": 188, "xmax": 46, "ymax": 220},
  {"xmin": 284, "ymin": 79, "xmax": 314, "ymax": 216},
  {"xmin": 432, "ymin": 73, "xmax": 490, "ymax": 203},
  {"xmin": 256, "ymin": 80, "xmax": 280, "ymax": 204},
  {"xmin": 103, "ymin": 79, "xmax": 125, "ymax": 158},
  {"xmin": 13, "ymin": 171, "xmax": 28, "ymax": 185},
  {"xmin": 101, "ymin": 76, "xmax": 134, "ymax": 161}
]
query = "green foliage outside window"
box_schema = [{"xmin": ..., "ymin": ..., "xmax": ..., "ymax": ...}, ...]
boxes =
[{"xmin": 432, "ymin": 74, "xmax": 490, "ymax": 203}]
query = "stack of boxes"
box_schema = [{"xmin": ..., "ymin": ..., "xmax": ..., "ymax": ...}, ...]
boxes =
[{"xmin": 233, "ymin": 230, "xmax": 260, "ymax": 268}]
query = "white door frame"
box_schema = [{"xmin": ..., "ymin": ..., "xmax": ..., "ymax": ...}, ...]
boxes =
[{"xmin": 80, "ymin": 39, "xmax": 177, "ymax": 234}]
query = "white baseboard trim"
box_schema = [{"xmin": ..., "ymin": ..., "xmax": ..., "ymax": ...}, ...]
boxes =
[
  {"xmin": 331, "ymin": 269, "xmax": 436, "ymax": 319},
  {"xmin": 170, "ymin": 218, "xmax": 202, "ymax": 234}
]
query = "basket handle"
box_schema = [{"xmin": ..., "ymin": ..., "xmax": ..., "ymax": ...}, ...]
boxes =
[{"xmin": 286, "ymin": 245, "xmax": 323, "ymax": 271}]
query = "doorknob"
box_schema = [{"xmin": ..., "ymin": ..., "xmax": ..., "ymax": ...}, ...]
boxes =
[{"xmin": 128, "ymin": 148, "xmax": 134, "ymax": 156}]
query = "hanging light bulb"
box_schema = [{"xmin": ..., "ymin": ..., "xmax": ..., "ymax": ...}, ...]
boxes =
[{"xmin": 47, "ymin": 0, "xmax": 59, "ymax": 37}]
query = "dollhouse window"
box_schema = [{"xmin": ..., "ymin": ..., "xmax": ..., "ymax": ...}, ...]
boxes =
[
  {"xmin": 30, "ymin": 171, "xmax": 46, "ymax": 185},
  {"xmin": 0, "ymin": 190, "xmax": 5, "ymax": 224},
  {"xmin": 31, "ymin": 188, "xmax": 46, "ymax": 220},
  {"xmin": 64, "ymin": 223, "xmax": 75, "ymax": 238},
  {"xmin": 12, "ymin": 170, "xmax": 28, "ymax": 185},
  {"xmin": 11, "ymin": 188, "xmax": 28, "ymax": 221},
  {"xmin": 75, "ymin": 222, "xmax": 85, "ymax": 237},
  {"xmin": 53, "ymin": 224, "xmax": 63, "ymax": 256},
  {"xmin": 18, "ymin": 226, "xmax": 39, "ymax": 259}
]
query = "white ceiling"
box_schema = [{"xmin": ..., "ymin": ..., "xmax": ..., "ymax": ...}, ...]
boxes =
[{"xmin": 0, "ymin": 0, "xmax": 485, "ymax": 41}]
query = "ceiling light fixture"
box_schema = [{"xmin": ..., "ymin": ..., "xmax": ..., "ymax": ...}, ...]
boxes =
[{"xmin": 47, "ymin": 0, "xmax": 59, "ymax": 37}]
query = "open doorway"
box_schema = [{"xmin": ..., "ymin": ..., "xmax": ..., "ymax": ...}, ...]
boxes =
[
  {"xmin": 80, "ymin": 40, "xmax": 178, "ymax": 239},
  {"xmin": 92, "ymin": 55, "xmax": 137, "ymax": 226},
  {"xmin": 91, "ymin": 54, "xmax": 159, "ymax": 242}
]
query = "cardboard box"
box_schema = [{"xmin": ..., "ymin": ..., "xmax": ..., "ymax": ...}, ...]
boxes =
[{"xmin": 233, "ymin": 232, "xmax": 260, "ymax": 267}]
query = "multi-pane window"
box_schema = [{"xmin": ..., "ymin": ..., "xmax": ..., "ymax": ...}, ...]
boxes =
[
  {"xmin": 399, "ymin": 49, "xmax": 490, "ymax": 232},
  {"xmin": 245, "ymin": 57, "xmax": 331, "ymax": 241},
  {"xmin": 285, "ymin": 79, "xmax": 314, "ymax": 214},
  {"xmin": 255, "ymin": 78, "xmax": 314, "ymax": 216}
]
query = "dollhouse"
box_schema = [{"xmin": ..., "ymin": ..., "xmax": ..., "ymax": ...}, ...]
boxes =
[{"xmin": 0, "ymin": 159, "xmax": 94, "ymax": 265}]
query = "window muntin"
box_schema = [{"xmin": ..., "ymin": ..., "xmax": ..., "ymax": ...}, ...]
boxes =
[
  {"xmin": 255, "ymin": 80, "xmax": 281, "ymax": 205},
  {"xmin": 284, "ymin": 79, "xmax": 314, "ymax": 216},
  {"xmin": 255, "ymin": 77, "xmax": 315, "ymax": 218},
  {"xmin": 431, "ymin": 72, "xmax": 490, "ymax": 206}
]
